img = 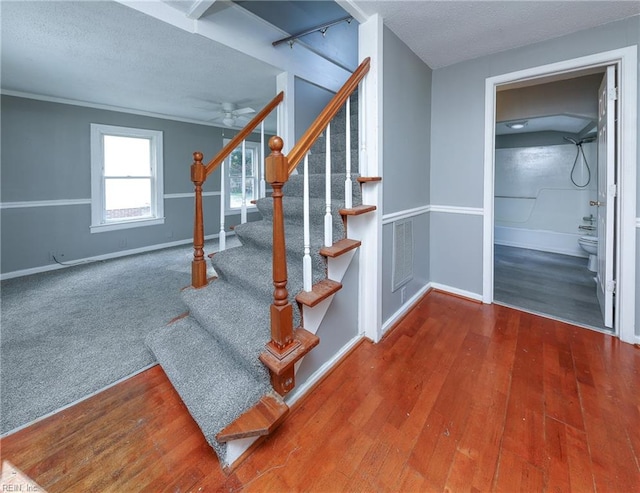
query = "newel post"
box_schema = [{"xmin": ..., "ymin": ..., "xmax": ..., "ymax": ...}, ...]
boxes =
[
  {"xmin": 265, "ymin": 136, "xmax": 299, "ymax": 394},
  {"xmin": 191, "ymin": 152, "xmax": 207, "ymax": 288}
]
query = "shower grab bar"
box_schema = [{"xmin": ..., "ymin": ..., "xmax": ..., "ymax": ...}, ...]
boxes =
[{"xmin": 495, "ymin": 195, "xmax": 536, "ymax": 199}]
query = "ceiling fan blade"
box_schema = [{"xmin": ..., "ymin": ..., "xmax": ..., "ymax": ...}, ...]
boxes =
[{"xmin": 233, "ymin": 107, "xmax": 255, "ymax": 116}]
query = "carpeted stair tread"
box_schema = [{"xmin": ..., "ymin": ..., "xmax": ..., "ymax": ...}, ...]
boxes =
[
  {"xmin": 145, "ymin": 315, "xmax": 270, "ymax": 465},
  {"xmin": 181, "ymin": 280, "xmax": 273, "ymax": 378},
  {"xmin": 205, "ymin": 245, "xmax": 322, "ymax": 331},
  {"xmin": 253, "ymin": 196, "xmax": 350, "ymax": 231},
  {"xmin": 233, "ymin": 220, "xmax": 337, "ymax": 275}
]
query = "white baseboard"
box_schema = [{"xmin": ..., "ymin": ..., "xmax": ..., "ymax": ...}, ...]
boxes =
[
  {"xmin": 381, "ymin": 283, "xmax": 432, "ymax": 336},
  {"xmin": 284, "ymin": 334, "xmax": 364, "ymax": 408},
  {"xmin": 0, "ymin": 232, "xmax": 231, "ymax": 281},
  {"xmin": 495, "ymin": 226, "xmax": 586, "ymax": 257},
  {"xmin": 429, "ymin": 282, "xmax": 483, "ymax": 302}
]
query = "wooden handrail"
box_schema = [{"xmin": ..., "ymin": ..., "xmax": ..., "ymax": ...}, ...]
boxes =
[
  {"xmin": 191, "ymin": 91, "xmax": 284, "ymax": 288},
  {"xmin": 287, "ymin": 57, "xmax": 370, "ymax": 174},
  {"xmin": 204, "ymin": 91, "xmax": 284, "ymax": 177}
]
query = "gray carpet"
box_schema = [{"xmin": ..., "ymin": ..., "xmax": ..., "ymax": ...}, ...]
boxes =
[{"xmin": 0, "ymin": 237, "xmax": 238, "ymax": 435}]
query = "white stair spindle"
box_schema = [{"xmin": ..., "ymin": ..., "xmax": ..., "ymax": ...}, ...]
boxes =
[
  {"xmin": 324, "ymin": 123, "xmax": 333, "ymax": 247},
  {"xmin": 241, "ymin": 140, "xmax": 247, "ymax": 224},
  {"xmin": 359, "ymin": 80, "xmax": 367, "ymax": 176},
  {"xmin": 260, "ymin": 121, "xmax": 266, "ymax": 198},
  {"xmin": 219, "ymin": 159, "xmax": 226, "ymax": 251},
  {"xmin": 345, "ymin": 96, "xmax": 353, "ymax": 209},
  {"xmin": 303, "ymin": 153, "xmax": 312, "ymax": 292}
]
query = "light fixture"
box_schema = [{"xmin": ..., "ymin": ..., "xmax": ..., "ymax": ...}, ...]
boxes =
[
  {"xmin": 506, "ymin": 120, "xmax": 528, "ymax": 130},
  {"xmin": 273, "ymin": 15, "xmax": 353, "ymax": 48}
]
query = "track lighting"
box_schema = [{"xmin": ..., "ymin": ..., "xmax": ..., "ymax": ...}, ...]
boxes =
[{"xmin": 273, "ymin": 15, "xmax": 353, "ymax": 48}]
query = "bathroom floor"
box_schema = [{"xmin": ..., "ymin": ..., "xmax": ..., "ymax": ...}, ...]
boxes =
[{"xmin": 494, "ymin": 244, "xmax": 608, "ymax": 332}]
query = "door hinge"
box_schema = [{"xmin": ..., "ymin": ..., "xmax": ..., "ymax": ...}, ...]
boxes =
[
  {"xmin": 609, "ymin": 183, "xmax": 617, "ymax": 197},
  {"xmin": 608, "ymin": 87, "xmax": 618, "ymax": 101},
  {"xmin": 606, "ymin": 280, "xmax": 616, "ymax": 294}
]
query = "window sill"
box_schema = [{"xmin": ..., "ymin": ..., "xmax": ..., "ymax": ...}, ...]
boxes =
[{"xmin": 90, "ymin": 217, "xmax": 165, "ymax": 233}]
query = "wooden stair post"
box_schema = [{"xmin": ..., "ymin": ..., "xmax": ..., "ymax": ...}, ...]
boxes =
[
  {"xmin": 263, "ymin": 136, "xmax": 299, "ymax": 395},
  {"xmin": 191, "ymin": 152, "xmax": 207, "ymax": 288}
]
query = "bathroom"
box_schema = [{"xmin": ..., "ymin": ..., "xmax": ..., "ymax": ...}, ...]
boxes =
[{"xmin": 493, "ymin": 71, "xmax": 609, "ymax": 331}]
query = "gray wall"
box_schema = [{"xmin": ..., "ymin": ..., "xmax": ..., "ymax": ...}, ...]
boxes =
[
  {"xmin": 0, "ymin": 95, "xmax": 262, "ymax": 274},
  {"xmin": 430, "ymin": 16, "xmax": 640, "ymax": 299},
  {"xmin": 382, "ymin": 27, "xmax": 432, "ymax": 214},
  {"xmin": 381, "ymin": 27, "xmax": 432, "ymax": 327},
  {"xmin": 294, "ymin": 77, "xmax": 334, "ymax": 142}
]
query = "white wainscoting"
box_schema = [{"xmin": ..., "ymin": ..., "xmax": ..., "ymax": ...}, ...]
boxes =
[{"xmin": 495, "ymin": 226, "xmax": 586, "ymax": 257}]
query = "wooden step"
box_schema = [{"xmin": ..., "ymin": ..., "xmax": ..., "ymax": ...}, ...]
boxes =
[
  {"xmin": 259, "ymin": 328, "xmax": 319, "ymax": 377},
  {"xmin": 216, "ymin": 393, "xmax": 289, "ymax": 442},
  {"xmin": 357, "ymin": 176, "xmax": 382, "ymax": 183},
  {"xmin": 319, "ymin": 238, "xmax": 361, "ymax": 258},
  {"xmin": 339, "ymin": 204, "xmax": 377, "ymax": 216},
  {"xmin": 295, "ymin": 279, "xmax": 342, "ymax": 307}
]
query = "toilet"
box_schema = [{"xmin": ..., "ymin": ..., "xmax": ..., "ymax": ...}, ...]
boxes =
[{"xmin": 578, "ymin": 235, "xmax": 598, "ymax": 272}]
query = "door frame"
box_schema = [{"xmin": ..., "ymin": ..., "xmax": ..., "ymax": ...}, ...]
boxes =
[{"xmin": 482, "ymin": 46, "xmax": 638, "ymax": 344}]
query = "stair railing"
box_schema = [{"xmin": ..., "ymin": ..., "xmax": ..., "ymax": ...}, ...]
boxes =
[
  {"xmin": 191, "ymin": 91, "xmax": 284, "ymax": 288},
  {"xmin": 263, "ymin": 58, "xmax": 370, "ymax": 394}
]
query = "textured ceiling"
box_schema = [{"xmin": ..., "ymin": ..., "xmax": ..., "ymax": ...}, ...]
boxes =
[
  {"xmin": 2, "ymin": 0, "xmax": 639, "ymax": 129},
  {"xmin": 350, "ymin": 1, "xmax": 640, "ymax": 69},
  {"xmin": 0, "ymin": 1, "xmax": 280, "ymax": 125}
]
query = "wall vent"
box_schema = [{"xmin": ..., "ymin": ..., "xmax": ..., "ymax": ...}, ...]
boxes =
[{"xmin": 392, "ymin": 219, "xmax": 413, "ymax": 292}]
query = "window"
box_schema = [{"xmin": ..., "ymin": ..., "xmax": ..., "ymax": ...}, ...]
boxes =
[
  {"xmin": 225, "ymin": 140, "xmax": 260, "ymax": 212},
  {"xmin": 90, "ymin": 124, "xmax": 164, "ymax": 233}
]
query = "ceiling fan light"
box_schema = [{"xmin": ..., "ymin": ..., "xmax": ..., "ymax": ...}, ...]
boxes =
[
  {"xmin": 223, "ymin": 117, "xmax": 235, "ymax": 126},
  {"xmin": 506, "ymin": 120, "xmax": 528, "ymax": 129}
]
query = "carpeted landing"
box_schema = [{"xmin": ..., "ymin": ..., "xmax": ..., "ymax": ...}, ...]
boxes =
[{"xmin": 0, "ymin": 237, "xmax": 236, "ymax": 436}]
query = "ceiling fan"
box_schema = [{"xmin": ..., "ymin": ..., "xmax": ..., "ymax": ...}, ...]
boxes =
[{"xmin": 209, "ymin": 102, "xmax": 256, "ymax": 127}]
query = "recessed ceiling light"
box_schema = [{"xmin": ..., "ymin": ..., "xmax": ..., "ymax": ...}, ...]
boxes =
[{"xmin": 506, "ymin": 121, "xmax": 528, "ymax": 129}]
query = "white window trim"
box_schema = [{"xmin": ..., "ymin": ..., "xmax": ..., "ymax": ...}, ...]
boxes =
[
  {"xmin": 90, "ymin": 124, "xmax": 164, "ymax": 233},
  {"xmin": 223, "ymin": 138, "xmax": 260, "ymax": 215}
]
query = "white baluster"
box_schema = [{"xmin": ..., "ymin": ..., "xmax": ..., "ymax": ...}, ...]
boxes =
[
  {"xmin": 324, "ymin": 123, "xmax": 333, "ymax": 247},
  {"xmin": 303, "ymin": 153, "xmax": 312, "ymax": 292},
  {"xmin": 241, "ymin": 140, "xmax": 247, "ymax": 224},
  {"xmin": 219, "ymin": 159, "xmax": 226, "ymax": 251},
  {"xmin": 260, "ymin": 121, "xmax": 266, "ymax": 198},
  {"xmin": 359, "ymin": 80, "xmax": 367, "ymax": 176},
  {"xmin": 345, "ymin": 96, "xmax": 353, "ymax": 209}
]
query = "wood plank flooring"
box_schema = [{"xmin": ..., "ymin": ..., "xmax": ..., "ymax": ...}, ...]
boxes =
[
  {"xmin": 2, "ymin": 290, "xmax": 639, "ymax": 492},
  {"xmin": 494, "ymin": 245, "xmax": 606, "ymax": 331}
]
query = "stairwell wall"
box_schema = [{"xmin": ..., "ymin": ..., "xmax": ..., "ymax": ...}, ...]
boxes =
[
  {"xmin": 294, "ymin": 77, "xmax": 334, "ymax": 142},
  {"xmin": 0, "ymin": 95, "xmax": 264, "ymax": 276},
  {"xmin": 380, "ymin": 27, "xmax": 432, "ymax": 330}
]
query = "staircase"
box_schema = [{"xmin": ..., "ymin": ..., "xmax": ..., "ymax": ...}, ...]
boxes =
[{"xmin": 146, "ymin": 59, "xmax": 376, "ymax": 469}]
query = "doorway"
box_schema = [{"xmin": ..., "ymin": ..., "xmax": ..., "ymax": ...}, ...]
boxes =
[
  {"xmin": 492, "ymin": 70, "xmax": 608, "ymax": 332},
  {"xmin": 482, "ymin": 46, "xmax": 638, "ymax": 344}
]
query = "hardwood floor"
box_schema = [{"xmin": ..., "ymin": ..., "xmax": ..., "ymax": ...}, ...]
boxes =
[{"xmin": 2, "ymin": 291, "xmax": 639, "ymax": 492}]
